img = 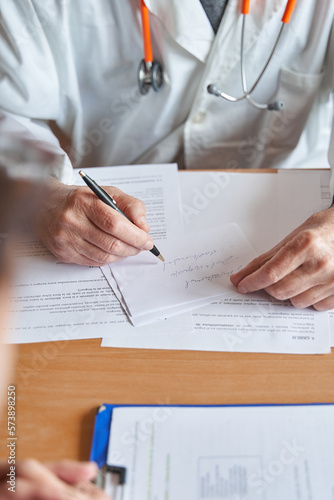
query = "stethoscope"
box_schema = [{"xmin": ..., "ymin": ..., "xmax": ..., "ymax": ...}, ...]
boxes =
[
  {"xmin": 137, "ymin": 0, "xmax": 298, "ymax": 110},
  {"xmin": 208, "ymin": 0, "xmax": 298, "ymax": 111},
  {"xmin": 137, "ymin": 0, "xmax": 164, "ymax": 95}
]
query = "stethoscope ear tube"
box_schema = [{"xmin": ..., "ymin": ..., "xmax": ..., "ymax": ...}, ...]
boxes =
[{"xmin": 208, "ymin": 0, "xmax": 298, "ymax": 111}]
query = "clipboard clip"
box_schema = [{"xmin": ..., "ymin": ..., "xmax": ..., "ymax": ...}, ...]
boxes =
[{"xmin": 95, "ymin": 465, "xmax": 126, "ymax": 499}]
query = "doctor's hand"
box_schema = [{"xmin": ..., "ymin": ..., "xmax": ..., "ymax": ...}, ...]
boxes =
[
  {"xmin": 0, "ymin": 460, "xmax": 110, "ymax": 499},
  {"xmin": 32, "ymin": 177, "xmax": 153, "ymax": 266},
  {"xmin": 230, "ymin": 207, "xmax": 334, "ymax": 311}
]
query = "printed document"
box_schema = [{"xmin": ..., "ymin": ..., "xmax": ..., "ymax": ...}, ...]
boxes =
[{"xmin": 106, "ymin": 404, "xmax": 334, "ymax": 500}]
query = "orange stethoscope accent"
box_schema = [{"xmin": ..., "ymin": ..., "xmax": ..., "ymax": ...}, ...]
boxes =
[
  {"xmin": 138, "ymin": 0, "xmax": 164, "ymax": 95},
  {"xmin": 208, "ymin": 0, "xmax": 298, "ymax": 111},
  {"xmin": 140, "ymin": 0, "xmax": 153, "ymax": 63},
  {"xmin": 241, "ymin": 0, "xmax": 297, "ymax": 22}
]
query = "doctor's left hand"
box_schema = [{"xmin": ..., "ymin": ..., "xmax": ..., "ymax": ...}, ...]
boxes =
[
  {"xmin": 230, "ymin": 207, "xmax": 334, "ymax": 311},
  {"xmin": 32, "ymin": 177, "xmax": 154, "ymax": 266}
]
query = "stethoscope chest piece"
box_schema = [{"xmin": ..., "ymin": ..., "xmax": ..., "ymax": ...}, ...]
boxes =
[{"xmin": 138, "ymin": 59, "xmax": 164, "ymax": 95}]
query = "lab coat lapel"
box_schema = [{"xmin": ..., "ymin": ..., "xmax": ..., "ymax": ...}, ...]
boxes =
[{"xmin": 144, "ymin": 0, "xmax": 215, "ymax": 62}]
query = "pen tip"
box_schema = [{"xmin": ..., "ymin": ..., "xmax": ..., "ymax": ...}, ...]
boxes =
[
  {"xmin": 79, "ymin": 170, "xmax": 86, "ymax": 178},
  {"xmin": 157, "ymin": 254, "xmax": 165, "ymax": 262}
]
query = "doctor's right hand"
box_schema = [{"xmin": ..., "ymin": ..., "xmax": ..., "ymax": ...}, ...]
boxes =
[{"xmin": 32, "ymin": 177, "xmax": 154, "ymax": 266}]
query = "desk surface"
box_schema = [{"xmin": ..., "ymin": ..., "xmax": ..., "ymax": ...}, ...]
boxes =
[
  {"xmin": 0, "ymin": 339, "xmax": 333, "ymax": 461},
  {"xmin": 1, "ymin": 169, "xmax": 334, "ymax": 462}
]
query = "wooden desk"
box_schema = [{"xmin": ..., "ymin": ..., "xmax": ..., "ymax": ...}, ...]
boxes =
[{"xmin": 1, "ymin": 340, "xmax": 333, "ymax": 461}]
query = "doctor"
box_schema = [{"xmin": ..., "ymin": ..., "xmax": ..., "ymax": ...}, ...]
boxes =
[{"xmin": 0, "ymin": 0, "xmax": 334, "ymax": 310}]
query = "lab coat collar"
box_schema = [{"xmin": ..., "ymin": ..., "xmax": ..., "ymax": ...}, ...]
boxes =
[{"xmin": 144, "ymin": 0, "xmax": 215, "ymax": 62}]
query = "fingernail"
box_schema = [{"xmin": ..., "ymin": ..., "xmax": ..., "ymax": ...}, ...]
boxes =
[
  {"xmin": 238, "ymin": 285, "xmax": 248, "ymax": 294},
  {"xmin": 143, "ymin": 240, "xmax": 153, "ymax": 250},
  {"xmin": 87, "ymin": 461, "xmax": 98, "ymax": 471}
]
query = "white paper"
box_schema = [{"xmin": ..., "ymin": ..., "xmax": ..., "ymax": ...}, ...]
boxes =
[
  {"xmin": 277, "ymin": 170, "xmax": 322, "ymax": 240},
  {"xmin": 8, "ymin": 231, "xmax": 125, "ymax": 343},
  {"xmin": 109, "ymin": 223, "xmax": 257, "ymax": 322},
  {"xmin": 106, "ymin": 405, "xmax": 334, "ymax": 500},
  {"xmin": 180, "ymin": 171, "xmax": 278, "ymax": 253},
  {"xmin": 101, "ymin": 264, "xmax": 196, "ymax": 328},
  {"xmin": 191, "ymin": 293, "xmax": 330, "ymax": 354},
  {"xmin": 102, "ymin": 291, "xmax": 330, "ymax": 354}
]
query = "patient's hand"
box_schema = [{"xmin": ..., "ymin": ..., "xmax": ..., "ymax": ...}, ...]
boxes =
[
  {"xmin": 230, "ymin": 207, "xmax": 334, "ymax": 311},
  {"xmin": 0, "ymin": 459, "xmax": 110, "ymax": 499}
]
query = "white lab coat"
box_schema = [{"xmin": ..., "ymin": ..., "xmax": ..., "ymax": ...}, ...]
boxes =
[{"xmin": 0, "ymin": 0, "xmax": 333, "ymax": 187}]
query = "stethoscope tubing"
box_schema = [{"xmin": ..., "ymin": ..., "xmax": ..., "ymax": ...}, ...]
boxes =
[{"xmin": 208, "ymin": 0, "xmax": 298, "ymax": 111}]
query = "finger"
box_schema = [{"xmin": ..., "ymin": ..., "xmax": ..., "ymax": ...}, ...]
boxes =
[
  {"xmin": 264, "ymin": 256, "xmax": 334, "ymax": 301},
  {"xmin": 229, "ymin": 225, "xmax": 320, "ymax": 287},
  {"xmin": 51, "ymin": 226, "xmax": 141, "ymax": 266},
  {"xmin": 13, "ymin": 478, "xmax": 109, "ymax": 500},
  {"xmin": 80, "ymin": 221, "xmax": 150, "ymax": 257},
  {"xmin": 15, "ymin": 460, "xmax": 69, "ymax": 500},
  {"xmin": 69, "ymin": 481, "xmax": 111, "ymax": 500},
  {"xmin": 289, "ymin": 284, "xmax": 334, "ymax": 309},
  {"xmin": 107, "ymin": 186, "xmax": 150, "ymax": 231},
  {"xmin": 46, "ymin": 461, "xmax": 98, "ymax": 484},
  {"xmin": 85, "ymin": 200, "xmax": 153, "ymax": 251},
  {"xmin": 313, "ymin": 295, "xmax": 334, "ymax": 311},
  {"xmin": 230, "ymin": 252, "xmax": 274, "ymax": 286},
  {"xmin": 264, "ymin": 266, "xmax": 318, "ymax": 301},
  {"xmin": 235, "ymin": 238, "xmax": 307, "ymax": 294},
  {"xmin": 79, "ymin": 235, "xmax": 141, "ymax": 264},
  {"xmin": 1, "ymin": 477, "xmax": 56, "ymax": 500},
  {"xmin": 58, "ymin": 189, "xmax": 153, "ymax": 252}
]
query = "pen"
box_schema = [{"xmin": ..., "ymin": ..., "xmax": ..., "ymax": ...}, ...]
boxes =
[{"xmin": 79, "ymin": 170, "xmax": 165, "ymax": 262}]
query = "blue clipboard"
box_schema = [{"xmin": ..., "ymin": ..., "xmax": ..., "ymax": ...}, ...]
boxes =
[{"xmin": 89, "ymin": 402, "xmax": 333, "ymax": 470}]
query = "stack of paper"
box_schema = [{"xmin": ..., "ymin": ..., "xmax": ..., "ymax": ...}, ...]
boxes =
[
  {"xmin": 105, "ymin": 224, "xmax": 257, "ymax": 326},
  {"xmin": 101, "ymin": 167, "xmax": 332, "ymax": 354},
  {"xmin": 8, "ymin": 164, "xmax": 333, "ymax": 354}
]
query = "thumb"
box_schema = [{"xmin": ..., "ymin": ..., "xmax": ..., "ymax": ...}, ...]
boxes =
[
  {"xmin": 45, "ymin": 460, "xmax": 98, "ymax": 484},
  {"xmin": 103, "ymin": 186, "xmax": 150, "ymax": 232}
]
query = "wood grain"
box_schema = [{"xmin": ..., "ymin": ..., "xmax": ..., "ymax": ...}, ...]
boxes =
[{"xmin": 1, "ymin": 339, "xmax": 333, "ymax": 461}]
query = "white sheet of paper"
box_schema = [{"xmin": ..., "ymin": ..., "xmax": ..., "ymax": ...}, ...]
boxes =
[
  {"xmin": 180, "ymin": 171, "xmax": 278, "ymax": 253},
  {"xmin": 8, "ymin": 164, "xmax": 185, "ymax": 343},
  {"xmin": 8, "ymin": 231, "xmax": 125, "ymax": 343},
  {"xmin": 101, "ymin": 264, "xmax": 196, "ymax": 327},
  {"xmin": 277, "ymin": 170, "xmax": 322, "ymax": 240},
  {"xmin": 191, "ymin": 293, "xmax": 330, "ymax": 354},
  {"xmin": 109, "ymin": 223, "xmax": 257, "ymax": 321},
  {"xmin": 102, "ymin": 291, "xmax": 330, "ymax": 354},
  {"xmin": 106, "ymin": 405, "xmax": 334, "ymax": 500}
]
